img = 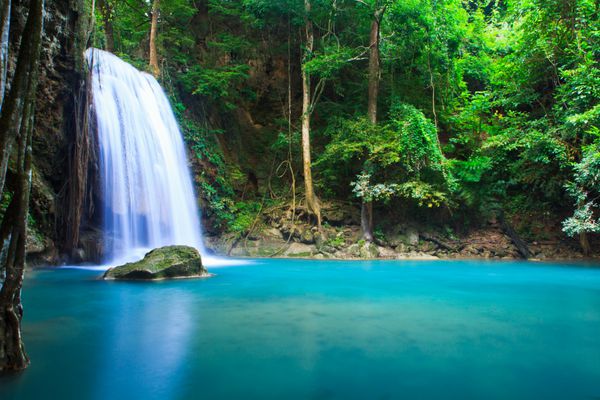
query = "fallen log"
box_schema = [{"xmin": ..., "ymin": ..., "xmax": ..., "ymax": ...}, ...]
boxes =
[{"xmin": 499, "ymin": 212, "xmax": 531, "ymax": 259}]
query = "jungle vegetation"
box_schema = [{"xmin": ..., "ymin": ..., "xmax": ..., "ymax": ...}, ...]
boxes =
[
  {"xmin": 0, "ymin": 0, "xmax": 598, "ymax": 370},
  {"xmin": 92, "ymin": 0, "xmax": 599, "ymax": 250}
]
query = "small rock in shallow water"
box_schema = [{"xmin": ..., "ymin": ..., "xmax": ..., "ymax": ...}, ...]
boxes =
[{"xmin": 103, "ymin": 245, "xmax": 208, "ymax": 280}]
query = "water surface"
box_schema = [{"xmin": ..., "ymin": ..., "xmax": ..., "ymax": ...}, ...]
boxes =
[{"xmin": 1, "ymin": 259, "xmax": 599, "ymax": 399}]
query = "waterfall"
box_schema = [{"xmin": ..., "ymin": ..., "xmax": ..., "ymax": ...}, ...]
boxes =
[{"xmin": 86, "ymin": 48, "xmax": 204, "ymax": 264}]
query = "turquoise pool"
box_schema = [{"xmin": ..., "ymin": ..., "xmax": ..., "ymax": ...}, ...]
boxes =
[{"xmin": 1, "ymin": 259, "xmax": 599, "ymax": 399}]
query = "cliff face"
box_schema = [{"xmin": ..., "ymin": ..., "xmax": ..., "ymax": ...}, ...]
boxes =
[
  {"xmin": 7, "ymin": 0, "xmax": 91, "ymax": 264},
  {"xmin": 33, "ymin": 0, "xmax": 88, "ymax": 183}
]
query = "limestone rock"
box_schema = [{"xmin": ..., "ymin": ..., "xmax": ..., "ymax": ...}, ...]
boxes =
[
  {"xmin": 406, "ymin": 228, "xmax": 419, "ymax": 246},
  {"xmin": 283, "ymin": 242, "xmax": 315, "ymax": 257},
  {"xmin": 378, "ymin": 246, "xmax": 396, "ymax": 258},
  {"xmin": 359, "ymin": 242, "xmax": 379, "ymax": 258},
  {"xmin": 264, "ymin": 228, "xmax": 283, "ymax": 239},
  {"xmin": 299, "ymin": 228, "xmax": 315, "ymax": 244},
  {"xmin": 321, "ymin": 202, "xmax": 360, "ymax": 225}
]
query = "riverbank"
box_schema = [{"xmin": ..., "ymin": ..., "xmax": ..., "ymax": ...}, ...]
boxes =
[
  {"xmin": 24, "ymin": 199, "xmax": 597, "ymax": 266},
  {"xmin": 205, "ymin": 234, "xmax": 592, "ymax": 261},
  {"xmin": 204, "ymin": 205, "xmax": 595, "ymax": 262}
]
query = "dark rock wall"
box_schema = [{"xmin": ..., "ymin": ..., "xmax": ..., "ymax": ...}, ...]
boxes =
[{"xmin": 7, "ymin": 0, "xmax": 91, "ymax": 264}]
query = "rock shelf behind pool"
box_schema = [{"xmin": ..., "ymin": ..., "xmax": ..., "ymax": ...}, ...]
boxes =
[{"xmin": 103, "ymin": 245, "xmax": 208, "ymax": 280}]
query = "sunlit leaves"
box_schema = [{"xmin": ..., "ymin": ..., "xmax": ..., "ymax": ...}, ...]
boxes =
[
  {"xmin": 318, "ymin": 101, "xmax": 449, "ymax": 207},
  {"xmin": 351, "ymin": 173, "xmax": 447, "ymax": 207}
]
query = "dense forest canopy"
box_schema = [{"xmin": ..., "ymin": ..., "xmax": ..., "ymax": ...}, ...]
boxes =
[
  {"xmin": 0, "ymin": 0, "xmax": 598, "ymax": 373},
  {"xmin": 92, "ymin": 0, "xmax": 599, "ymax": 251}
]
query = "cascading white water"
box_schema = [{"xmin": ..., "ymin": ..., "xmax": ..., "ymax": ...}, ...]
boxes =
[{"xmin": 86, "ymin": 48, "xmax": 204, "ymax": 264}]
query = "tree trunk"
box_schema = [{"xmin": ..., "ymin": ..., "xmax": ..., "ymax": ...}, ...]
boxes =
[
  {"xmin": 0, "ymin": 0, "xmax": 42, "ymax": 196},
  {"xmin": 367, "ymin": 11, "xmax": 381, "ymax": 125},
  {"xmin": 428, "ymin": 3, "xmax": 438, "ymax": 129},
  {"xmin": 97, "ymin": 0, "xmax": 114, "ymax": 52},
  {"xmin": 428, "ymin": 54, "xmax": 437, "ymax": 128},
  {"xmin": 579, "ymin": 231, "xmax": 590, "ymax": 256},
  {"xmin": 361, "ymin": 7, "xmax": 383, "ymax": 242},
  {"xmin": 0, "ymin": 194, "xmax": 17, "ymax": 279},
  {"xmin": 0, "ymin": 106, "xmax": 33, "ymax": 372},
  {"xmin": 361, "ymin": 202, "xmax": 374, "ymax": 242},
  {"xmin": 0, "ymin": 0, "xmax": 11, "ymax": 111},
  {"xmin": 301, "ymin": 0, "xmax": 321, "ymax": 229},
  {"xmin": 0, "ymin": 102, "xmax": 33, "ymax": 370},
  {"xmin": 0, "ymin": 0, "xmax": 44, "ymax": 372},
  {"xmin": 148, "ymin": 0, "xmax": 160, "ymax": 77}
]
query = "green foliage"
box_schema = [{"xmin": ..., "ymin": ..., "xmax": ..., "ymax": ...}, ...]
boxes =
[
  {"xmin": 449, "ymin": 156, "xmax": 491, "ymax": 184},
  {"xmin": 172, "ymin": 97, "xmax": 241, "ymax": 231},
  {"xmin": 207, "ymin": 33, "xmax": 252, "ymax": 54},
  {"xmin": 447, "ymin": 155, "xmax": 495, "ymax": 209},
  {"xmin": 99, "ymin": 0, "xmax": 600, "ymax": 242},
  {"xmin": 303, "ymin": 46, "xmax": 357, "ymax": 79},
  {"xmin": 182, "ymin": 64, "xmax": 250, "ymax": 108},
  {"xmin": 93, "ymin": 0, "xmax": 197, "ymax": 73},
  {"xmin": 394, "ymin": 181, "xmax": 448, "ymax": 208},
  {"xmin": 351, "ymin": 172, "xmax": 401, "ymax": 203},
  {"xmin": 325, "ymin": 235, "xmax": 345, "ymax": 248},
  {"xmin": 563, "ymin": 139, "xmax": 600, "ymax": 236},
  {"xmin": 178, "ymin": 103, "xmax": 269, "ymax": 235},
  {"xmin": 228, "ymin": 201, "xmax": 263, "ymax": 234},
  {"xmin": 387, "ymin": 102, "xmax": 445, "ymax": 174},
  {"xmin": 563, "ymin": 203, "xmax": 600, "ymax": 237},
  {"xmin": 0, "ymin": 190, "xmax": 12, "ymax": 223},
  {"xmin": 351, "ymin": 173, "xmax": 447, "ymax": 208},
  {"xmin": 320, "ymin": 101, "xmax": 449, "ymax": 208}
]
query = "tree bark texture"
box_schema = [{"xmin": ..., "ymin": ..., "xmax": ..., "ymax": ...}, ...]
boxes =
[
  {"xmin": 0, "ymin": 0, "xmax": 44, "ymax": 372},
  {"xmin": 97, "ymin": 0, "xmax": 114, "ymax": 52},
  {"xmin": 0, "ymin": 0, "xmax": 43, "ymax": 197},
  {"xmin": 149, "ymin": 0, "xmax": 160, "ymax": 77},
  {"xmin": 362, "ymin": 6, "xmax": 384, "ymax": 242},
  {"xmin": 579, "ymin": 231, "xmax": 590, "ymax": 256},
  {"xmin": 301, "ymin": 0, "xmax": 321, "ymax": 228}
]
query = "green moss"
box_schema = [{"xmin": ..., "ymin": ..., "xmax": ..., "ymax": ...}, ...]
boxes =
[
  {"xmin": 256, "ymin": 247, "xmax": 276, "ymax": 256},
  {"xmin": 104, "ymin": 245, "xmax": 207, "ymax": 280},
  {"xmin": 325, "ymin": 236, "xmax": 345, "ymax": 248},
  {"xmin": 288, "ymin": 252, "xmax": 312, "ymax": 258}
]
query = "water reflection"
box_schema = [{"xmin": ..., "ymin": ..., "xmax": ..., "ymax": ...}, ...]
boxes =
[
  {"xmin": 94, "ymin": 285, "xmax": 196, "ymax": 400},
  {"xmin": 2, "ymin": 260, "xmax": 600, "ymax": 400}
]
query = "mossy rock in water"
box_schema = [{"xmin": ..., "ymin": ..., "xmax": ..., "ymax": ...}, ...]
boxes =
[{"xmin": 103, "ymin": 245, "xmax": 208, "ymax": 280}]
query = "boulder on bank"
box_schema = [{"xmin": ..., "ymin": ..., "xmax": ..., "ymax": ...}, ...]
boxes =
[{"xmin": 103, "ymin": 245, "xmax": 208, "ymax": 280}]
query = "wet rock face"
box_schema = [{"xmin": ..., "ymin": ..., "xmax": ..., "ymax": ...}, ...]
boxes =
[
  {"xmin": 8, "ymin": 0, "xmax": 89, "ymax": 189},
  {"xmin": 103, "ymin": 246, "xmax": 209, "ymax": 280},
  {"xmin": 8, "ymin": 0, "xmax": 91, "ymax": 264}
]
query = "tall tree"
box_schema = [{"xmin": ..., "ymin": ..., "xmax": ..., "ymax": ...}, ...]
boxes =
[
  {"xmin": 0, "ymin": 0, "xmax": 45, "ymax": 197},
  {"xmin": 301, "ymin": 0, "xmax": 322, "ymax": 228},
  {"xmin": 149, "ymin": 0, "xmax": 160, "ymax": 77},
  {"xmin": 0, "ymin": 0, "xmax": 44, "ymax": 371},
  {"xmin": 97, "ymin": 0, "xmax": 115, "ymax": 52},
  {"xmin": 361, "ymin": 1, "xmax": 386, "ymax": 242}
]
